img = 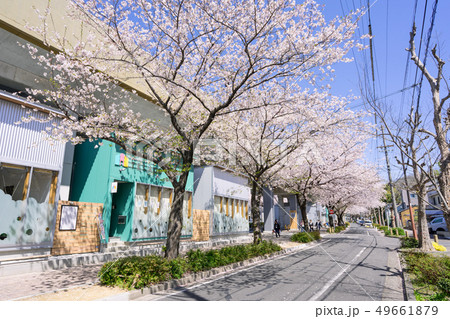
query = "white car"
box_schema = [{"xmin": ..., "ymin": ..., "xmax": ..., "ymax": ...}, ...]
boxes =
[{"xmin": 428, "ymin": 216, "xmax": 448, "ymax": 233}]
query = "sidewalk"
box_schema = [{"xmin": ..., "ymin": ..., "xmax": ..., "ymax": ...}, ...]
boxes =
[{"xmin": 0, "ymin": 231, "xmax": 308, "ymax": 301}]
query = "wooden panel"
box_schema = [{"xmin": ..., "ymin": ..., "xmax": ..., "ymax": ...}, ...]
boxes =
[
  {"xmin": 157, "ymin": 187, "xmax": 162, "ymax": 215},
  {"xmin": 289, "ymin": 210, "xmax": 298, "ymax": 230},
  {"xmin": 188, "ymin": 193, "xmax": 192, "ymax": 219},
  {"xmin": 51, "ymin": 201, "xmax": 103, "ymax": 256},
  {"xmin": 225, "ymin": 198, "xmax": 229, "ymax": 216},
  {"xmin": 48, "ymin": 171, "xmax": 59, "ymax": 204},
  {"xmin": 144, "ymin": 185, "xmax": 150, "ymax": 215},
  {"xmin": 192, "ymin": 210, "xmax": 210, "ymax": 241}
]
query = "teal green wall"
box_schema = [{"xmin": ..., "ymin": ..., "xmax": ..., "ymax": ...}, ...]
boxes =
[{"xmin": 70, "ymin": 140, "xmax": 193, "ymax": 243}]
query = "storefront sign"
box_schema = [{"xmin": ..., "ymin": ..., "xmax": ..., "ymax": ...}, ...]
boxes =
[{"xmin": 114, "ymin": 153, "xmax": 155, "ymax": 172}]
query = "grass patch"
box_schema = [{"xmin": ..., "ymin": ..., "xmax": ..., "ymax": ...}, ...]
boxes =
[
  {"xmin": 98, "ymin": 240, "xmax": 281, "ymax": 289},
  {"xmin": 291, "ymin": 231, "xmax": 320, "ymax": 243},
  {"xmin": 401, "ymin": 237, "xmax": 419, "ymax": 249},
  {"xmin": 402, "ymin": 252, "xmax": 450, "ymax": 301}
]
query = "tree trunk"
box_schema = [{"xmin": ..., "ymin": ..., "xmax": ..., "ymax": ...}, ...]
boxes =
[
  {"xmin": 297, "ymin": 197, "xmax": 308, "ymax": 231},
  {"xmin": 417, "ymin": 183, "xmax": 433, "ymax": 251},
  {"xmin": 336, "ymin": 211, "xmax": 344, "ymax": 226},
  {"xmin": 251, "ymin": 179, "xmax": 263, "ymax": 244},
  {"xmin": 380, "ymin": 207, "xmax": 385, "ymax": 226},
  {"xmin": 164, "ymin": 151, "xmax": 192, "ymax": 259},
  {"xmin": 438, "ymin": 162, "xmax": 450, "ymax": 233},
  {"xmin": 432, "ymin": 84, "xmax": 450, "ymax": 233}
]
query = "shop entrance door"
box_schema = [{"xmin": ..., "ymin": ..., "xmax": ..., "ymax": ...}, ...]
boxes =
[{"xmin": 109, "ymin": 182, "xmax": 134, "ymax": 239}]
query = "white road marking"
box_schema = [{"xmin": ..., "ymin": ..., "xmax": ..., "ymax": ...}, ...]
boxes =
[
  {"xmin": 309, "ymin": 245, "xmax": 368, "ymax": 301},
  {"xmin": 150, "ymin": 240, "xmax": 330, "ymax": 301}
]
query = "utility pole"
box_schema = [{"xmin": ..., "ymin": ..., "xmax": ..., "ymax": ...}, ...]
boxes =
[
  {"xmin": 400, "ymin": 152, "xmax": 418, "ymax": 240},
  {"xmin": 380, "ymin": 125, "xmax": 401, "ymax": 228}
]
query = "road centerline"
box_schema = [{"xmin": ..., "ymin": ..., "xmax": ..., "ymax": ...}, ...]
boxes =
[{"xmin": 308, "ymin": 244, "xmax": 369, "ymax": 301}]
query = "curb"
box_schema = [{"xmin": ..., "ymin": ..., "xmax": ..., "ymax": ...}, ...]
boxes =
[
  {"xmin": 397, "ymin": 251, "xmax": 416, "ymax": 301},
  {"xmin": 97, "ymin": 239, "xmax": 323, "ymax": 301}
]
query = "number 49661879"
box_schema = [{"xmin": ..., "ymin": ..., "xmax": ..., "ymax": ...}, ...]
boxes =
[{"xmin": 375, "ymin": 306, "xmax": 438, "ymax": 316}]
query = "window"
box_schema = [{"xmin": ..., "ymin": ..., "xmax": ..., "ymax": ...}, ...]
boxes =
[
  {"xmin": 0, "ymin": 164, "xmax": 57, "ymax": 203},
  {"xmin": 0, "ymin": 164, "xmax": 28, "ymax": 200},
  {"xmin": 28, "ymin": 169, "xmax": 55, "ymax": 204}
]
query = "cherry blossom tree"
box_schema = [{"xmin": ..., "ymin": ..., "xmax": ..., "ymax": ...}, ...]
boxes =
[
  {"xmin": 207, "ymin": 86, "xmax": 361, "ymax": 242},
  {"xmin": 24, "ymin": 0, "xmax": 362, "ymax": 258},
  {"xmin": 320, "ymin": 164, "xmax": 384, "ymax": 226},
  {"xmin": 275, "ymin": 115, "xmax": 383, "ymax": 228}
]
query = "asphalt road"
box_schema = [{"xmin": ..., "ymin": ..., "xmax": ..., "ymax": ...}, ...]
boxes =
[{"xmin": 137, "ymin": 224, "xmax": 404, "ymax": 301}]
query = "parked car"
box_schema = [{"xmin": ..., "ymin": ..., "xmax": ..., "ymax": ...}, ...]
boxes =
[
  {"xmin": 364, "ymin": 220, "xmax": 373, "ymax": 227},
  {"xmin": 428, "ymin": 216, "xmax": 448, "ymax": 233}
]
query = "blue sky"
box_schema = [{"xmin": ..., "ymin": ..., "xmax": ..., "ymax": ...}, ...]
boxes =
[{"xmin": 316, "ymin": 0, "xmax": 450, "ymax": 182}]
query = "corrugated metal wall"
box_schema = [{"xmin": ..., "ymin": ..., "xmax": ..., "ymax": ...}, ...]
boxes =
[{"xmin": 0, "ymin": 99, "xmax": 65, "ymax": 170}]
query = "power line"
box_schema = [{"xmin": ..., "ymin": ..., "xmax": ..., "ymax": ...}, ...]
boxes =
[
  {"xmin": 350, "ymin": 83, "xmax": 418, "ymax": 109},
  {"xmin": 414, "ymin": 0, "xmax": 439, "ymax": 114}
]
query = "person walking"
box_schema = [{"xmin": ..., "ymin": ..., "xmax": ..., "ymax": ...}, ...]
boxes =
[
  {"xmin": 318, "ymin": 221, "xmax": 322, "ymax": 231},
  {"xmin": 274, "ymin": 219, "xmax": 281, "ymax": 238},
  {"xmin": 309, "ymin": 219, "xmax": 314, "ymax": 231}
]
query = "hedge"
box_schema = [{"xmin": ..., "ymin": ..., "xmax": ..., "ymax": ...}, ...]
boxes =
[{"xmin": 98, "ymin": 240, "xmax": 282, "ymax": 289}]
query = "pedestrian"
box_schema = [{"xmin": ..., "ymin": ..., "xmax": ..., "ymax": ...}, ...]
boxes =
[
  {"xmin": 274, "ymin": 219, "xmax": 281, "ymax": 238},
  {"xmin": 309, "ymin": 219, "xmax": 314, "ymax": 231},
  {"xmin": 318, "ymin": 221, "xmax": 322, "ymax": 231}
]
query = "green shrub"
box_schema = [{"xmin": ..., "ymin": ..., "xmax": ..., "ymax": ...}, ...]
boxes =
[
  {"xmin": 99, "ymin": 241, "xmax": 282, "ymax": 289},
  {"xmin": 401, "ymin": 237, "xmax": 419, "ymax": 249},
  {"xmin": 334, "ymin": 226, "xmax": 346, "ymax": 233},
  {"xmin": 384, "ymin": 228, "xmax": 392, "ymax": 236},
  {"xmin": 437, "ymin": 278, "xmax": 450, "ymax": 294},
  {"xmin": 98, "ymin": 255, "xmax": 171, "ymax": 289},
  {"xmin": 291, "ymin": 231, "xmax": 320, "ymax": 243},
  {"xmin": 403, "ymin": 252, "xmax": 450, "ymax": 288},
  {"xmin": 378, "ymin": 225, "xmax": 388, "ymax": 232},
  {"xmin": 169, "ymin": 258, "xmax": 189, "ymax": 279},
  {"xmin": 406, "ymin": 252, "xmax": 450, "ymax": 300}
]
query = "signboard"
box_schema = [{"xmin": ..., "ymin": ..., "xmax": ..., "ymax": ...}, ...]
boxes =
[
  {"xmin": 59, "ymin": 205, "xmax": 79, "ymax": 230},
  {"xmin": 111, "ymin": 182, "xmax": 118, "ymax": 193},
  {"xmin": 329, "ymin": 209, "xmax": 334, "ymax": 215}
]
